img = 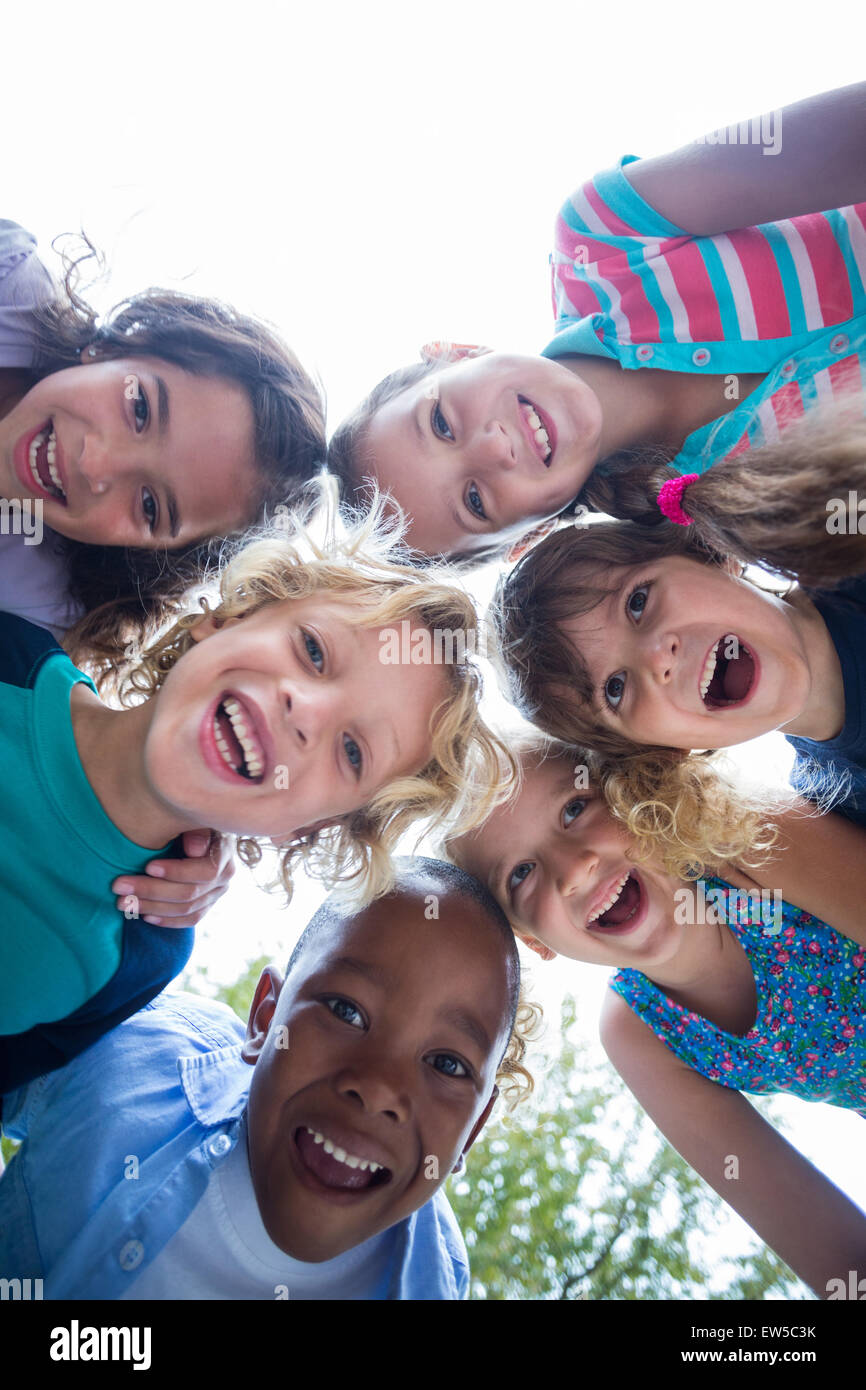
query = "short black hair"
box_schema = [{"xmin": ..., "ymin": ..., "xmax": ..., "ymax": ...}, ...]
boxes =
[{"xmin": 286, "ymin": 856, "xmax": 521, "ymax": 1040}]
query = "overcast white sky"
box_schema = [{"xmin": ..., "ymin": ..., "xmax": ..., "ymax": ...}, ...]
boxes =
[{"xmin": 5, "ymin": 1, "xmax": 864, "ymax": 1293}]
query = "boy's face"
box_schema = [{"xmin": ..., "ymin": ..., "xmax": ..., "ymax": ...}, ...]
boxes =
[
  {"xmin": 143, "ymin": 594, "xmax": 449, "ymax": 838},
  {"xmin": 452, "ymin": 751, "xmax": 683, "ymax": 971},
  {"xmin": 363, "ymin": 352, "xmax": 603, "ymax": 556},
  {"xmin": 242, "ymin": 880, "xmax": 513, "ymax": 1261}
]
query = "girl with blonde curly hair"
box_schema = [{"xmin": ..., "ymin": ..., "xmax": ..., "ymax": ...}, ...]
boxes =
[
  {"xmin": 0, "ymin": 478, "xmax": 512, "ymax": 1077},
  {"xmin": 447, "ymin": 733, "xmax": 866, "ymax": 1298}
]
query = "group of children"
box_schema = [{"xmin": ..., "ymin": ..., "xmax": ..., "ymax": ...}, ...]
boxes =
[{"xmin": 1, "ymin": 79, "xmax": 866, "ymax": 1300}]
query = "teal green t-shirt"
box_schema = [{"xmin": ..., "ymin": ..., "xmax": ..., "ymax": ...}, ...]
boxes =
[{"xmin": 0, "ymin": 651, "xmax": 171, "ymax": 1035}]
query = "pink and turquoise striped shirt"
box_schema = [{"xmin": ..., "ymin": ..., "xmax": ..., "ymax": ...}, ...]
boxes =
[{"xmin": 543, "ymin": 156, "xmax": 866, "ymax": 472}]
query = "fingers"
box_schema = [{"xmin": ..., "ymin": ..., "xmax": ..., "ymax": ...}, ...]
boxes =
[{"xmin": 113, "ymin": 885, "xmax": 227, "ymax": 928}]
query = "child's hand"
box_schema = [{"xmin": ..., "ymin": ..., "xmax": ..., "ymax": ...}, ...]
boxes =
[{"xmin": 112, "ymin": 831, "xmax": 236, "ymax": 928}]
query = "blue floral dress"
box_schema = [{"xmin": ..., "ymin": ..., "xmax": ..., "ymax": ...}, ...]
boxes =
[{"xmin": 610, "ymin": 878, "xmax": 866, "ymax": 1117}]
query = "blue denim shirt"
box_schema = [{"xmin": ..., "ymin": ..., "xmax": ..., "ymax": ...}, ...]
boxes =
[{"xmin": 0, "ymin": 993, "xmax": 469, "ymax": 1300}]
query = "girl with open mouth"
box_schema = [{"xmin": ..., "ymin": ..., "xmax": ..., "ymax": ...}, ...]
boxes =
[
  {"xmin": 493, "ymin": 403, "xmax": 866, "ymax": 829},
  {"xmin": 447, "ymin": 734, "xmax": 866, "ymax": 1301},
  {"xmin": 326, "ymin": 81, "xmax": 866, "ymax": 564}
]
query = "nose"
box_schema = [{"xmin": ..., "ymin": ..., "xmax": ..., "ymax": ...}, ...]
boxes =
[
  {"xmin": 78, "ymin": 434, "xmax": 119, "ymax": 495},
  {"xmin": 337, "ymin": 1056, "xmax": 412, "ymax": 1124},
  {"xmin": 552, "ymin": 844, "xmax": 599, "ymax": 899},
  {"xmin": 644, "ymin": 628, "xmax": 679, "ymax": 685},
  {"xmin": 472, "ymin": 419, "xmax": 516, "ymax": 472},
  {"xmin": 281, "ymin": 681, "xmax": 330, "ymax": 751}
]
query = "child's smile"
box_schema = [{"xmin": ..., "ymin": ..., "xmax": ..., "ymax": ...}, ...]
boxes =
[
  {"xmin": 560, "ymin": 557, "xmax": 818, "ymax": 750},
  {"xmin": 111, "ymin": 594, "xmax": 451, "ymax": 846},
  {"xmin": 364, "ymin": 351, "xmax": 603, "ymax": 556},
  {"xmin": 452, "ymin": 751, "xmax": 682, "ymax": 969}
]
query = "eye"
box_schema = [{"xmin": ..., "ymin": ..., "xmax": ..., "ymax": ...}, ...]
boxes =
[
  {"xmin": 141, "ymin": 486, "xmax": 159, "ymax": 533},
  {"xmin": 431, "ymin": 402, "xmax": 454, "ymax": 441},
  {"xmin": 132, "ymin": 386, "xmax": 150, "ymax": 433},
  {"xmin": 604, "ymin": 673, "xmax": 626, "ymax": 710},
  {"xmin": 626, "ymin": 582, "xmax": 651, "ymax": 620},
  {"xmin": 508, "ymin": 861, "xmax": 534, "ymax": 893},
  {"xmin": 343, "ymin": 734, "xmax": 363, "ymax": 777},
  {"xmin": 465, "ymin": 483, "xmax": 487, "ymax": 520},
  {"xmin": 562, "ymin": 797, "xmax": 587, "ymax": 828},
  {"xmin": 303, "ymin": 630, "xmax": 325, "ymax": 671},
  {"xmin": 428, "ymin": 1053, "xmax": 468, "ymax": 1078},
  {"xmin": 324, "ymin": 996, "xmax": 365, "ymax": 1029}
]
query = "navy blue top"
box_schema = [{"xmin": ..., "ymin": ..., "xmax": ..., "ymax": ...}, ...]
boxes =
[
  {"xmin": 0, "ymin": 612, "xmax": 194, "ymax": 1099},
  {"xmin": 786, "ymin": 577, "xmax": 866, "ymax": 827}
]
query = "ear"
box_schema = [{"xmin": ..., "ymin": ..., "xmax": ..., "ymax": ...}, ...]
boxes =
[
  {"xmin": 515, "ymin": 931, "xmax": 557, "ymax": 963},
  {"xmin": 505, "ymin": 518, "xmax": 560, "ymax": 564},
  {"xmin": 721, "ymin": 554, "xmax": 746, "ymax": 579},
  {"xmin": 241, "ymin": 965, "xmax": 284, "ymax": 1065},
  {"xmin": 188, "ymin": 612, "xmax": 239, "ymax": 643},
  {"xmin": 454, "ymin": 1086, "xmax": 499, "ymax": 1170},
  {"xmin": 419, "ymin": 341, "xmax": 492, "ymax": 365}
]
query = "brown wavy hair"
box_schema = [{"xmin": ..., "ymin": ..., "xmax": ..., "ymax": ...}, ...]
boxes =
[
  {"xmin": 22, "ymin": 234, "xmax": 326, "ymax": 674},
  {"xmin": 492, "ymin": 402, "xmax": 866, "ymax": 756}
]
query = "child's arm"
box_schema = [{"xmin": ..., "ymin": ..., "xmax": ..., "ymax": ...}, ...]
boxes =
[
  {"xmin": 624, "ymin": 82, "xmax": 866, "ymax": 236},
  {"xmin": 599, "ymin": 988, "xmax": 866, "ymax": 1297},
  {"xmin": 748, "ymin": 804, "xmax": 866, "ymax": 950}
]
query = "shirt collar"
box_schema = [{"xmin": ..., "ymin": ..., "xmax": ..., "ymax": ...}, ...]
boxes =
[{"xmin": 179, "ymin": 1039, "xmax": 251, "ymax": 1126}]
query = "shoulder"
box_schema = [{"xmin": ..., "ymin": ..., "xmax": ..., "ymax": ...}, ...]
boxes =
[{"xmin": 0, "ymin": 220, "xmax": 55, "ymax": 365}]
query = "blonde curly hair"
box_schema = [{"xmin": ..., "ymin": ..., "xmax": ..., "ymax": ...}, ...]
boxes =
[
  {"xmin": 118, "ymin": 475, "xmax": 516, "ymax": 903},
  {"xmin": 449, "ymin": 729, "xmax": 786, "ymax": 896},
  {"xmin": 496, "ymin": 986, "xmax": 544, "ymax": 1110}
]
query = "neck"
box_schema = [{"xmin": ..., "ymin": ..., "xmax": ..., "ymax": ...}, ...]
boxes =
[
  {"xmin": 777, "ymin": 590, "xmax": 846, "ymax": 741},
  {"xmin": 70, "ymin": 685, "xmax": 190, "ymax": 848}
]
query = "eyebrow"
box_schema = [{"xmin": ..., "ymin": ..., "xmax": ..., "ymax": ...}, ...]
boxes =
[
  {"xmin": 438, "ymin": 1005, "xmax": 492, "ymax": 1057},
  {"xmin": 327, "ymin": 955, "xmax": 394, "ymax": 988},
  {"xmin": 165, "ymin": 488, "xmax": 181, "ymax": 540},
  {"xmin": 156, "ymin": 375, "xmax": 170, "ymax": 434}
]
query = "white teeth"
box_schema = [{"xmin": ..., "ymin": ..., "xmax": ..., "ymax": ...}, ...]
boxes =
[
  {"xmin": 521, "ymin": 401, "xmax": 552, "ymax": 460},
  {"xmin": 305, "ymin": 1127, "xmax": 382, "ymax": 1173},
  {"xmin": 220, "ymin": 696, "xmax": 264, "ymax": 777},
  {"xmin": 28, "ymin": 425, "xmax": 65, "ymax": 498},
  {"xmin": 700, "ymin": 644, "xmax": 720, "ymax": 700},
  {"xmin": 587, "ymin": 871, "xmax": 631, "ymax": 925}
]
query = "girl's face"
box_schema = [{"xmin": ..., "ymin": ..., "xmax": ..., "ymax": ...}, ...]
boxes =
[
  {"xmin": 363, "ymin": 352, "xmax": 603, "ymax": 556},
  {"xmin": 0, "ymin": 354, "xmax": 259, "ymax": 546},
  {"xmin": 454, "ymin": 752, "xmax": 683, "ymax": 969},
  {"xmin": 560, "ymin": 555, "xmax": 813, "ymax": 750},
  {"xmin": 144, "ymin": 593, "xmax": 450, "ymax": 838}
]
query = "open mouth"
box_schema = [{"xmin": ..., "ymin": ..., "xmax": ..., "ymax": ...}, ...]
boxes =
[
  {"xmin": 517, "ymin": 396, "xmax": 553, "ymax": 466},
  {"xmin": 699, "ymin": 636, "xmax": 756, "ymax": 709},
  {"xmin": 212, "ymin": 695, "xmax": 265, "ymax": 781},
  {"xmin": 586, "ymin": 871, "xmax": 642, "ymax": 929},
  {"xmin": 296, "ymin": 1127, "xmax": 393, "ymax": 1192},
  {"xmin": 28, "ymin": 420, "xmax": 66, "ymax": 502}
]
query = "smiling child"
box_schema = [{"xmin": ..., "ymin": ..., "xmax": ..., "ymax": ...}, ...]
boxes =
[
  {"xmin": 0, "ymin": 860, "xmax": 533, "ymax": 1300},
  {"xmin": 0, "ymin": 480, "xmax": 510, "ymax": 1072},
  {"xmin": 448, "ymin": 736, "xmax": 866, "ymax": 1297}
]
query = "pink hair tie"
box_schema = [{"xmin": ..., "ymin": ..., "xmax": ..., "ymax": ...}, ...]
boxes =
[{"xmin": 657, "ymin": 473, "xmax": 699, "ymax": 526}]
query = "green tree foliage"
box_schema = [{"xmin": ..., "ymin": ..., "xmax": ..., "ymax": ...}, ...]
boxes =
[{"xmin": 449, "ymin": 999, "xmax": 811, "ymax": 1301}]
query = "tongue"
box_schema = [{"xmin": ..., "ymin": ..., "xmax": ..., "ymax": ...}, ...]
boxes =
[
  {"xmin": 722, "ymin": 646, "xmax": 754, "ymax": 701},
  {"xmin": 216, "ymin": 706, "xmax": 246, "ymax": 771},
  {"xmin": 296, "ymin": 1130, "xmax": 378, "ymax": 1190},
  {"xmin": 598, "ymin": 874, "xmax": 640, "ymax": 927}
]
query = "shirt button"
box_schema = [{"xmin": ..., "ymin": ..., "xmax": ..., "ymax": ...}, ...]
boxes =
[
  {"xmin": 780, "ymin": 360, "xmax": 796, "ymax": 376},
  {"xmin": 830, "ymin": 333, "xmax": 849, "ymax": 353},
  {"xmin": 636, "ymin": 345, "xmax": 654, "ymax": 361},
  {"xmin": 118, "ymin": 1239, "xmax": 144, "ymax": 1271},
  {"xmin": 208, "ymin": 1133, "xmax": 232, "ymax": 1158},
  {"xmin": 691, "ymin": 347, "xmax": 711, "ymax": 366}
]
